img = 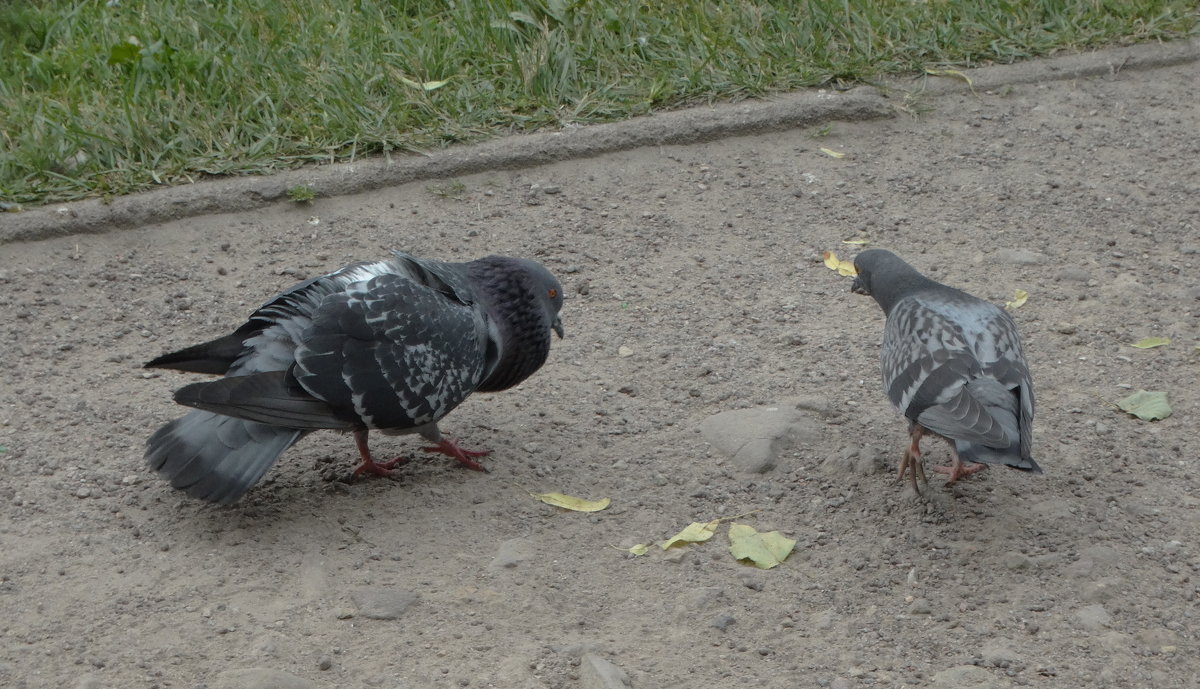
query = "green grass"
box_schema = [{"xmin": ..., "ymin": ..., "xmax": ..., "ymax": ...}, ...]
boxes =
[
  {"xmin": 427, "ymin": 179, "xmax": 468, "ymax": 200},
  {"xmin": 286, "ymin": 184, "xmax": 317, "ymax": 203},
  {"xmin": 2, "ymin": 0, "xmax": 1196, "ymax": 206}
]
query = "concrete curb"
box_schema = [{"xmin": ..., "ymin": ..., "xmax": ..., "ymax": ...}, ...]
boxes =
[
  {"xmin": 4, "ymin": 37, "xmax": 1197, "ymax": 245},
  {"xmin": 897, "ymin": 36, "xmax": 1200, "ymax": 96},
  {"xmin": 0, "ymin": 89, "xmax": 891, "ymax": 245}
]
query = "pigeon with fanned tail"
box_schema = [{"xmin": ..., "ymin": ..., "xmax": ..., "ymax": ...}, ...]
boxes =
[
  {"xmin": 145, "ymin": 251, "xmax": 564, "ymax": 504},
  {"xmin": 850, "ymin": 249, "xmax": 1040, "ymax": 492}
]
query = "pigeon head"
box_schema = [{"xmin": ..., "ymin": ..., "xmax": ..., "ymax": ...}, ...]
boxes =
[
  {"xmin": 494, "ymin": 257, "xmax": 565, "ymax": 339},
  {"xmin": 521, "ymin": 258, "xmax": 566, "ymax": 340},
  {"xmin": 467, "ymin": 256, "xmax": 565, "ymax": 392},
  {"xmin": 850, "ymin": 249, "xmax": 941, "ymax": 316}
]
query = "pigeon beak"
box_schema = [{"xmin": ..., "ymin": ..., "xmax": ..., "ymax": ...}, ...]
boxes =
[
  {"xmin": 551, "ymin": 317, "xmax": 564, "ymax": 339},
  {"xmin": 850, "ymin": 276, "xmax": 869, "ymax": 296}
]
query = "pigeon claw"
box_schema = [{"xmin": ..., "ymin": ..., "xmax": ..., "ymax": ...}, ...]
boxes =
[
  {"xmin": 930, "ymin": 440, "xmax": 988, "ymax": 482},
  {"xmin": 351, "ymin": 456, "xmax": 409, "ymax": 479},
  {"xmin": 349, "ymin": 428, "xmax": 409, "ymax": 480},
  {"xmin": 422, "ymin": 438, "xmax": 491, "ymax": 473},
  {"xmin": 931, "ymin": 459, "xmax": 987, "ymax": 482}
]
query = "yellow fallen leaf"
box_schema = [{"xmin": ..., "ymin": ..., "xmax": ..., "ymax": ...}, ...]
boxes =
[
  {"xmin": 819, "ymin": 147, "xmax": 846, "ymax": 159},
  {"xmin": 925, "ymin": 67, "xmax": 973, "ymax": 88},
  {"xmin": 659, "ymin": 520, "xmax": 719, "ymax": 549},
  {"xmin": 396, "ymin": 75, "xmax": 452, "ymax": 91},
  {"xmin": 727, "ymin": 523, "xmax": 796, "ymax": 569},
  {"xmin": 822, "ymin": 251, "xmax": 858, "ymax": 277},
  {"xmin": 628, "ymin": 544, "xmax": 649, "ymax": 556},
  {"xmin": 1131, "ymin": 337, "xmax": 1169, "ymax": 349},
  {"xmin": 531, "ymin": 492, "xmax": 610, "ymax": 512},
  {"xmin": 1004, "ymin": 289, "xmax": 1028, "ymax": 310},
  {"xmin": 841, "ymin": 238, "xmax": 869, "ymax": 245}
]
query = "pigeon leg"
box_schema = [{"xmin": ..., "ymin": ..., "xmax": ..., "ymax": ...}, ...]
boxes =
[
  {"xmin": 422, "ymin": 438, "xmax": 491, "ymax": 473},
  {"xmin": 350, "ymin": 429, "xmax": 408, "ymax": 478},
  {"xmin": 897, "ymin": 425, "xmax": 928, "ymax": 493},
  {"xmin": 930, "ymin": 441, "xmax": 987, "ymax": 482}
]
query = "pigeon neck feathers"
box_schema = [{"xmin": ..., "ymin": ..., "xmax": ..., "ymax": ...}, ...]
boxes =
[
  {"xmin": 465, "ymin": 256, "xmax": 564, "ymax": 392},
  {"xmin": 853, "ymin": 249, "xmax": 947, "ymax": 316}
]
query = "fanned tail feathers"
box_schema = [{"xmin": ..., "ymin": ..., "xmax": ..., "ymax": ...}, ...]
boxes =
[{"xmin": 145, "ymin": 410, "xmax": 305, "ymax": 504}]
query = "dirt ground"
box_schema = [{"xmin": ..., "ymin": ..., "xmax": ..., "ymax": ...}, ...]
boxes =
[{"xmin": 2, "ymin": 51, "xmax": 1199, "ymax": 689}]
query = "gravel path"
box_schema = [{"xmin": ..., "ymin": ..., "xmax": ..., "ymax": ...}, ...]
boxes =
[{"xmin": 1, "ymin": 42, "xmax": 1198, "ymax": 689}]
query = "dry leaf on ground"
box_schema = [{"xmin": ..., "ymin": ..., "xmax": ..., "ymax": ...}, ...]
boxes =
[
  {"xmin": 1004, "ymin": 289, "xmax": 1028, "ymax": 310},
  {"xmin": 659, "ymin": 520, "xmax": 720, "ymax": 549},
  {"xmin": 1131, "ymin": 337, "xmax": 1170, "ymax": 349},
  {"xmin": 823, "ymin": 250, "xmax": 858, "ymax": 276},
  {"xmin": 1116, "ymin": 390, "xmax": 1172, "ymax": 421},
  {"xmin": 531, "ymin": 492, "xmax": 611, "ymax": 512},
  {"xmin": 924, "ymin": 67, "xmax": 974, "ymax": 88},
  {"xmin": 728, "ymin": 523, "xmax": 796, "ymax": 569}
]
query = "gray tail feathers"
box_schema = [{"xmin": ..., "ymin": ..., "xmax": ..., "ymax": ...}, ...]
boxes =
[
  {"xmin": 954, "ymin": 407, "xmax": 1041, "ymax": 474},
  {"xmin": 144, "ymin": 332, "xmax": 248, "ymax": 375},
  {"xmin": 146, "ymin": 410, "xmax": 304, "ymax": 504}
]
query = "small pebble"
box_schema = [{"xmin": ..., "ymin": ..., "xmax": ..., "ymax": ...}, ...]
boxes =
[
  {"xmin": 909, "ymin": 598, "xmax": 932, "ymax": 615},
  {"xmin": 711, "ymin": 613, "xmax": 737, "ymax": 631}
]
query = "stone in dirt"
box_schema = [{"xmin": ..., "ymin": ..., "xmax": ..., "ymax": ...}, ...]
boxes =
[
  {"xmin": 580, "ymin": 653, "xmax": 632, "ymax": 689},
  {"xmin": 490, "ymin": 537, "xmax": 535, "ymax": 569},
  {"xmin": 908, "ymin": 597, "xmax": 932, "ymax": 615},
  {"xmin": 699, "ymin": 397, "xmax": 832, "ymax": 473},
  {"xmin": 931, "ymin": 665, "xmax": 1011, "ymax": 689},
  {"xmin": 981, "ymin": 638, "xmax": 1022, "ymax": 668},
  {"xmin": 993, "ymin": 248, "xmax": 1048, "ymax": 265},
  {"xmin": 213, "ymin": 667, "xmax": 326, "ymax": 689},
  {"xmin": 710, "ymin": 613, "xmax": 737, "ymax": 631},
  {"xmin": 350, "ymin": 589, "xmax": 419, "ymax": 620},
  {"xmin": 1074, "ymin": 604, "xmax": 1112, "ymax": 631}
]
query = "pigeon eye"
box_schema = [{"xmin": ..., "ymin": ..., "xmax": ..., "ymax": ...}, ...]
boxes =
[{"xmin": 548, "ymin": 288, "xmax": 558, "ymax": 299}]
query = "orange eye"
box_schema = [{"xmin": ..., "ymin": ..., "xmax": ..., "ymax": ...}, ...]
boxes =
[{"xmin": 548, "ymin": 288, "xmax": 558, "ymax": 299}]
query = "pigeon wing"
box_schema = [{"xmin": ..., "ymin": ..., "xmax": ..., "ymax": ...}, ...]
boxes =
[
  {"xmin": 171, "ymin": 370, "xmax": 351, "ymax": 429},
  {"xmin": 292, "ymin": 269, "xmax": 489, "ymax": 432},
  {"xmin": 144, "ymin": 261, "xmax": 380, "ymax": 375},
  {"xmin": 881, "ymin": 297, "xmax": 1009, "ymax": 447},
  {"xmin": 387, "ymin": 251, "xmax": 479, "ymax": 307}
]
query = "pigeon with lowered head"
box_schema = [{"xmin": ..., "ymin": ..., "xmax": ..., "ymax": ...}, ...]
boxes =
[
  {"xmin": 850, "ymin": 249, "xmax": 1040, "ymax": 491},
  {"xmin": 145, "ymin": 251, "xmax": 564, "ymax": 504}
]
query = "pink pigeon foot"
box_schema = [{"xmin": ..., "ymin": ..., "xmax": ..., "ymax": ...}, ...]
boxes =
[
  {"xmin": 897, "ymin": 425, "xmax": 928, "ymax": 493},
  {"xmin": 930, "ymin": 459, "xmax": 988, "ymax": 482},
  {"xmin": 350, "ymin": 429, "xmax": 409, "ymax": 478},
  {"xmin": 422, "ymin": 438, "xmax": 491, "ymax": 472}
]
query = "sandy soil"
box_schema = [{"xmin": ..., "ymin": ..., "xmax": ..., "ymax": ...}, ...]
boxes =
[{"xmin": 2, "ymin": 56, "xmax": 1199, "ymax": 689}]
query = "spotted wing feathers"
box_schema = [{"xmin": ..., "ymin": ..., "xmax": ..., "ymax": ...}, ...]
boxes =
[
  {"xmin": 882, "ymin": 292, "xmax": 1037, "ymax": 470},
  {"xmin": 293, "ymin": 271, "xmax": 489, "ymax": 431}
]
